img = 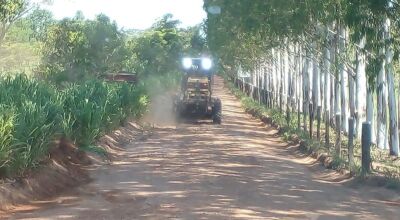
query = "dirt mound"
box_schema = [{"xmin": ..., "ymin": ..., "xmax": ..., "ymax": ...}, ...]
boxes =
[
  {"xmin": 97, "ymin": 122, "xmax": 151, "ymax": 161},
  {"xmin": 0, "ymin": 121, "xmax": 147, "ymax": 218},
  {"xmin": 0, "ymin": 140, "xmax": 91, "ymax": 213}
]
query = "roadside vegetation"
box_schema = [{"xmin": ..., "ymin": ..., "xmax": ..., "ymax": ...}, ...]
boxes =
[
  {"xmin": 204, "ymin": 0, "xmax": 400, "ymax": 188},
  {"xmin": 226, "ymin": 78, "xmax": 400, "ymax": 189},
  {"xmin": 0, "ymin": 76, "xmax": 147, "ymax": 177},
  {"xmin": 0, "ymin": 1, "xmax": 206, "ymax": 177}
]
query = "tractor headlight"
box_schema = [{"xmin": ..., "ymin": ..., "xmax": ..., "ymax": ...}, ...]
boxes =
[
  {"xmin": 201, "ymin": 58, "xmax": 212, "ymax": 70},
  {"xmin": 182, "ymin": 58, "xmax": 192, "ymax": 69}
]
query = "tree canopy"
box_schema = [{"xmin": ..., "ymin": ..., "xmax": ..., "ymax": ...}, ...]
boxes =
[
  {"xmin": 204, "ymin": 0, "xmax": 400, "ymax": 82},
  {"xmin": 0, "ymin": 0, "xmax": 31, "ymax": 44}
]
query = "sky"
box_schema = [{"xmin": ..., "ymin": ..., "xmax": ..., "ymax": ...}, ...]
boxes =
[{"xmin": 37, "ymin": 0, "xmax": 207, "ymax": 30}]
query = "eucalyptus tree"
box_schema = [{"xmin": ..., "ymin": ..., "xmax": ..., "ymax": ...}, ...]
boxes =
[
  {"xmin": 204, "ymin": 0, "xmax": 400, "ymax": 156},
  {"xmin": 345, "ymin": 0, "xmax": 400, "ymax": 155}
]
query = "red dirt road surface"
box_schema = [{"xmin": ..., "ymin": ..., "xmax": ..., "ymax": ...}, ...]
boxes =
[{"xmin": 5, "ymin": 77, "xmax": 400, "ymax": 219}]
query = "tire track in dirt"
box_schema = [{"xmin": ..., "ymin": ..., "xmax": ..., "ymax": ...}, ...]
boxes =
[{"xmin": 5, "ymin": 76, "xmax": 400, "ymax": 219}]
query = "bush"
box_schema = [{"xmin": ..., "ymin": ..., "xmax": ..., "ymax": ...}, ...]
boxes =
[
  {"xmin": 61, "ymin": 81, "xmax": 148, "ymax": 147},
  {"xmin": 0, "ymin": 75, "xmax": 62, "ymax": 176}
]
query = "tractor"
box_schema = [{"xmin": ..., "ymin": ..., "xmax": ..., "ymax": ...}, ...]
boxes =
[{"xmin": 174, "ymin": 57, "xmax": 222, "ymax": 124}]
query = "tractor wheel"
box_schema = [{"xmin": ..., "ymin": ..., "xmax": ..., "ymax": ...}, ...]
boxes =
[{"xmin": 212, "ymin": 99, "xmax": 222, "ymax": 124}]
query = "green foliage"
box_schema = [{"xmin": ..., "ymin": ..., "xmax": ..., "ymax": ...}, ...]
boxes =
[
  {"xmin": 39, "ymin": 14, "xmax": 130, "ymax": 83},
  {"xmin": 131, "ymin": 14, "xmax": 186, "ymax": 76},
  {"xmin": 0, "ymin": 75, "xmax": 61, "ymax": 176},
  {"xmin": 38, "ymin": 13, "xmax": 199, "ymax": 85},
  {"xmin": 0, "ymin": 7, "xmax": 49, "ymax": 75},
  {"xmin": 0, "ymin": 0, "xmax": 27, "ymax": 22},
  {"xmin": 204, "ymin": 0, "xmax": 400, "ymax": 84},
  {"xmin": 2, "ymin": 9, "xmax": 205, "ymax": 82},
  {"xmin": 0, "ymin": 105, "xmax": 15, "ymax": 170},
  {"xmin": 26, "ymin": 8, "xmax": 55, "ymax": 41},
  {"xmin": 0, "ymin": 0, "xmax": 30, "ymax": 44},
  {"xmin": 181, "ymin": 24, "xmax": 207, "ymax": 56},
  {"xmin": 0, "ymin": 74, "xmax": 147, "ymax": 177},
  {"xmin": 4, "ymin": 18, "xmax": 33, "ymax": 42},
  {"xmin": 0, "ymin": 8, "xmax": 202, "ymax": 179},
  {"xmin": 3, "ymin": 7, "xmax": 54, "ymax": 43},
  {"xmin": 61, "ymin": 81, "xmax": 147, "ymax": 146}
]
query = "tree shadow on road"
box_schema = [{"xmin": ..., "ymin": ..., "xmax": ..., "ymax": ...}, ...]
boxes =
[{"xmin": 7, "ymin": 77, "xmax": 400, "ymax": 220}]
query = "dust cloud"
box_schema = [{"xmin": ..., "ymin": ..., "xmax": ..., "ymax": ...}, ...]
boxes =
[{"xmin": 142, "ymin": 92, "xmax": 177, "ymax": 127}]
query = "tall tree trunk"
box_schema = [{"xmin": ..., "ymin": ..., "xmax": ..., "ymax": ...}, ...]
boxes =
[
  {"xmin": 320, "ymin": 59, "xmax": 325, "ymax": 115},
  {"xmin": 333, "ymin": 23, "xmax": 341, "ymax": 154},
  {"xmin": 292, "ymin": 44, "xmax": 297, "ymax": 115},
  {"xmin": 367, "ymin": 87, "xmax": 374, "ymax": 139},
  {"xmin": 297, "ymin": 44, "xmax": 302, "ymax": 130},
  {"xmin": 272, "ymin": 49, "xmax": 276, "ymax": 108},
  {"xmin": 355, "ymin": 36, "xmax": 367, "ymax": 139},
  {"xmin": 258, "ymin": 63, "xmax": 261, "ymax": 102},
  {"xmin": 334, "ymin": 75, "xmax": 341, "ymax": 153},
  {"xmin": 279, "ymin": 49, "xmax": 283, "ymax": 112},
  {"xmin": 255, "ymin": 66, "xmax": 258, "ymax": 95},
  {"xmin": 324, "ymin": 41, "xmax": 331, "ymax": 146},
  {"xmin": 330, "ymin": 68, "xmax": 335, "ymax": 125},
  {"xmin": 303, "ymin": 47, "xmax": 310, "ymax": 132},
  {"xmin": 334, "ymin": 76, "xmax": 340, "ymax": 117},
  {"xmin": 333, "ymin": 26, "xmax": 340, "ymax": 122},
  {"xmin": 339, "ymin": 26, "xmax": 348, "ymax": 133},
  {"xmin": 330, "ymin": 65, "xmax": 335, "ymax": 125},
  {"xmin": 264, "ymin": 63, "xmax": 268, "ymax": 105},
  {"xmin": 377, "ymin": 23, "xmax": 388, "ymax": 150},
  {"xmin": 283, "ymin": 45, "xmax": 289, "ymax": 115},
  {"xmin": 292, "ymin": 44, "xmax": 299, "ymax": 114},
  {"xmin": 311, "ymin": 42, "xmax": 320, "ymax": 137},
  {"xmin": 349, "ymin": 70, "xmax": 355, "ymax": 131},
  {"xmin": 269, "ymin": 63, "xmax": 272, "ymax": 106},
  {"xmin": 265, "ymin": 64, "xmax": 268, "ymax": 105},
  {"xmin": 251, "ymin": 62, "xmax": 256, "ymax": 98},
  {"xmin": 286, "ymin": 45, "xmax": 293, "ymax": 125},
  {"xmin": 385, "ymin": 17, "xmax": 399, "ymax": 156},
  {"xmin": 308, "ymin": 45, "xmax": 314, "ymax": 137}
]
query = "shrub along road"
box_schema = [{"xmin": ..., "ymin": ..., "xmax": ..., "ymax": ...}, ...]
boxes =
[{"xmin": 6, "ymin": 77, "xmax": 400, "ymax": 219}]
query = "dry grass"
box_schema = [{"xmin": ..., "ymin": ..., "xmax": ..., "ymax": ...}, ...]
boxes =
[{"xmin": 0, "ymin": 41, "xmax": 41, "ymax": 75}]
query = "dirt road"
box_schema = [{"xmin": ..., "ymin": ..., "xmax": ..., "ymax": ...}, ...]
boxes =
[{"xmin": 6, "ymin": 77, "xmax": 400, "ymax": 219}]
